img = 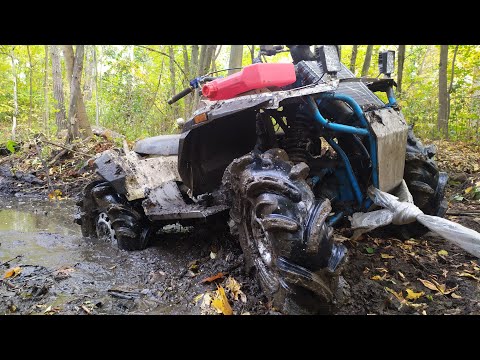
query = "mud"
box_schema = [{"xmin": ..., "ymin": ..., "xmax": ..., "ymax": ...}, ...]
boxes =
[{"xmin": 0, "ymin": 197, "xmax": 269, "ymax": 315}]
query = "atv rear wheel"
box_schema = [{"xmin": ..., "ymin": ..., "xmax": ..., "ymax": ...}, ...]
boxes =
[
  {"xmin": 75, "ymin": 179, "xmax": 152, "ymax": 250},
  {"xmin": 399, "ymin": 127, "xmax": 448, "ymax": 239},
  {"xmin": 224, "ymin": 149, "xmax": 347, "ymax": 314}
]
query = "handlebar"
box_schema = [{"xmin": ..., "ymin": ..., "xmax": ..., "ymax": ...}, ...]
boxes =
[{"xmin": 167, "ymin": 87, "xmax": 193, "ymax": 105}]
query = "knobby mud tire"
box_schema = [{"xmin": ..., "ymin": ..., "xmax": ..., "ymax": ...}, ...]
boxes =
[
  {"xmin": 399, "ymin": 127, "xmax": 448, "ymax": 239},
  {"xmin": 223, "ymin": 149, "xmax": 347, "ymax": 314},
  {"xmin": 75, "ymin": 179, "xmax": 151, "ymax": 251}
]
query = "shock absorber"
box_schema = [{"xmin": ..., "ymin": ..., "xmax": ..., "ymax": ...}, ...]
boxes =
[{"xmin": 284, "ymin": 115, "xmax": 312, "ymax": 164}]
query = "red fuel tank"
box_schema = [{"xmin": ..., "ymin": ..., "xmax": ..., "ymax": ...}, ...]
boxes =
[{"xmin": 202, "ymin": 63, "xmax": 296, "ymax": 101}]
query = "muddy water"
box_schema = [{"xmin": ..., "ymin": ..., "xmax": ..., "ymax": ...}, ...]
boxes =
[{"xmin": 0, "ymin": 197, "xmax": 223, "ymax": 315}]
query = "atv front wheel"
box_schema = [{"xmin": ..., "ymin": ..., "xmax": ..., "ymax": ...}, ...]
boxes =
[
  {"xmin": 224, "ymin": 149, "xmax": 347, "ymax": 314},
  {"xmin": 399, "ymin": 127, "xmax": 448, "ymax": 238},
  {"xmin": 75, "ymin": 179, "xmax": 152, "ymax": 250}
]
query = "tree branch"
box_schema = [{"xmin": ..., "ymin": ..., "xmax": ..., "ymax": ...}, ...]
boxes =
[
  {"xmin": 448, "ymin": 45, "xmax": 460, "ymax": 94},
  {"xmin": 136, "ymin": 45, "xmax": 187, "ymax": 80}
]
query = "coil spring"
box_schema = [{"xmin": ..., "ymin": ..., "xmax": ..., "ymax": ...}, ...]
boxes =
[{"xmin": 284, "ymin": 116, "xmax": 311, "ymax": 164}]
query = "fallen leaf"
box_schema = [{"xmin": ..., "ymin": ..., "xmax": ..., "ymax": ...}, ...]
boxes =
[
  {"xmin": 452, "ymin": 195, "xmax": 464, "ymax": 202},
  {"xmin": 418, "ymin": 278, "xmax": 457, "ymax": 295},
  {"xmin": 451, "ymin": 292, "xmax": 462, "ymax": 299},
  {"xmin": 193, "ymin": 294, "xmax": 204, "ymax": 303},
  {"xmin": 406, "ymin": 289, "xmax": 424, "ymax": 300},
  {"xmin": 365, "ymin": 247, "xmax": 375, "ymax": 254},
  {"xmin": 418, "ymin": 278, "xmax": 438, "ymax": 291},
  {"xmin": 210, "ymin": 252, "xmax": 217, "ymax": 260},
  {"xmin": 108, "ymin": 265, "xmax": 117, "ymax": 270},
  {"xmin": 81, "ymin": 305, "xmax": 92, "ymax": 315},
  {"xmin": 398, "ymin": 271, "xmax": 406, "ymax": 280},
  {"xmin": 200, "ymin": 272, "xmax": 224, "ymax": 284},
  {"xmin": 241, "ymin": 312, "xmax": 251, "ymax": 315},
  {"xmin": 371, "ymin": 275, "xmax": 384, "ymax": 281},
  {"xmin": 385, "ymin": 287, "xmax": 404, "ymax": 301},
  {"xmin": 457, "ymin": 272, "xmax": 480, "ymax": 281},
  {"xmin": 437, "ymin": 250, "xmax": 448, "ymax": 256},
  {"xmin": 381, "ymin": 253, "xmax": 394, "ymax": 259},
  {"xmin": 225, "ymin": 276, "xmax": 247, "ymax": 303},
  {"xmin": 465, "ymin": 186, "xmax": 473, "ymax": 194},
  {"xmin": 4, "ymin": 266, "xmax": 22, "ymax": 279},
  {"xmin": 44, "ymin": 306, "xmax": 52, "ymax": 314},
  {"xmin": 48, "ymin": 189, "xmax": 63, "ymax": 201},
  {"xmin": 211, "ymin": 286, "xmax": 233, "ymax": 315}
]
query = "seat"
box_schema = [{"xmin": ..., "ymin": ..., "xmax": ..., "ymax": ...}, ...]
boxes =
[{"xmin": 133, "ymin": 134, "xmax": 181, "ymax": 156}]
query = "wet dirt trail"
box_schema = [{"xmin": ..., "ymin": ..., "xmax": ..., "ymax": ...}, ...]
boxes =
[{"xmin": 0, "ymin": 197, "xmax": 266, "ymax": 315}]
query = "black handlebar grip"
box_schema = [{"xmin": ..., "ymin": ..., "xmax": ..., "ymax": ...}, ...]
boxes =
[{"xmin": 167, "ymin": 87, "xmax": 193, "ymax": 105}]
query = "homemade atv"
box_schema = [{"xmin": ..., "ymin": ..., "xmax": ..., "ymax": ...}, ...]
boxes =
[{"xmin": 75, "ymin": 45, "xmax": 448, "ymax": 314}]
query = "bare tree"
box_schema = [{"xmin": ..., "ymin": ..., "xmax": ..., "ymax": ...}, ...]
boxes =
[
  {"xmin": 349, "ymin": 45, "xmax": 358, "ymax": 73},
  {"xmin": 51, "ymin": 45, "xmax": 67, "ymax": 133},
  {"xmin": 182, "ymin": 45, "xmax": 191, "ymax": 118},
  {"xmin": 43, "ymin": 45, "xmax": 50, "ymax": 133},
  {"xmin": 27, "ymin": 45, "xmax": 33, "ymax": 127},
  {"xmin": 204, "ymin": 45, "xmax": 216, "ymax": 75},
  {"xmin": 228, "ymin": 45, "xmax": 243, "ymax": 75},
  {"xmin": 83, "ymin": 45, "xmax": 94, "ymax": 101},
  {"xmin": 9, "ymin": 47, "xmax": 18, "ymax": 140},
  {"xmin": 438, "ymin": 45, "xmax": 449, "ymax": 137},
  {"xmin": 361, "ymin": 45, "xmax": 374, "ymax": 77},
  {"xmin": 66, "ymin": 45, "xmax": 85, "ymax": 142},
  {"xmin": 447, "ymin": 45, "xmax": 460, "ymax": 121},
  {"xmin": 397, "ymin": 45, "xmax": 406, "ymax": 94},
  {"xmin": 62, "ymin": 45, "xmax": 92, "ymax": 138},
  {"xmin": 169, "ymin": 45, "xmax": 179, "ymax": 121},
  {"xmin": 93, "ymin": 45, "xmax": 100, "ymax": 126}
]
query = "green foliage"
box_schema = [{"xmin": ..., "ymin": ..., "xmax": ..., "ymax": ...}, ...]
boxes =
[
  {"xmin": 1, "ymin": 45, "xmax": 480, "ymax": 144},
  {"xmin": 6, "ymin": 139, "xmax": 16, "ymax": 153}
]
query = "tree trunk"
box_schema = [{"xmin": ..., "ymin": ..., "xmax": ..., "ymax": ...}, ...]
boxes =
[
  {"xmin": 361, "ymin": 45, "xmax": 374, "ymax": 77},
  {"xmin": 228, "ymin": 45, "xmax": 243, "ymax": 75},
  {"xmin": 249, "ymin": 45, "xmax": 255, "ymax": 63},
  {"xmin": 83, "ymin": 45, "xmax": 94, "ymax": 101},
  {"xmin": 447, "ymin": 45, "xmax": 460, "ymax": 122},
  {"xmin": 190, "ymin": 45, "xmax": 199, "ymax": 113},
  {"xmin": 93, "ymin": 45, "xmax": 100, "ymax": 126},
  {"xmin": 397, "ymin": 45, "xmax": 406, "ymax": 94},
  {"xmin": 203, "ymin": 45, "xmax": 216, "ymax": 75},
  {"xmin": 51, "ymin": 45, "xmax": 67, "ymax": 133},
  {"xmin": 337, "ymin": 45, "xmax": 342, "ymax": 61},
  {"xmin": 438, "ymin": 45, "xmax": 449, "ymax": 138},
  {"xmin": 27, "ymin": 45, "xmax": 33, "ymax": 127},
  {"xmin": 211, "ymin": 45, "xmax": 222, "ymax": 73},
  {"xmin": 169, "ymin": 45, "xmax": 178, "ymax": 121},
  {"xmin": 62, "ymin": 45, "xmax": 92, "ymax": 138},
  {"xmin": 10, "ymin": 48, "xmax": 18, "ymax": 140},
  {"xmin": 43, "ymin": 45, "xmax": 50, "ymax": 134},
  {"xmin": 197, "ymin": 45, "xmax": 207, "ymax": 77},
  {"xmin": 349, "ymin": 45, "xmax": 358, "ymax": 73},
  {"xmin": 182, "ymin": 45, "xmax": 191, "ymax": 118},
  {"xmin": 126, "ymin": 45, "xmax": 134, "ymax": 124},
  {"xmin": 66, "ymin": 45, "xmax": 85, "ymax": 142}
]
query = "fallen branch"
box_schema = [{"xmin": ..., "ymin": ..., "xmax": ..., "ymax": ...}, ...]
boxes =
[
  {"xmin": 446, "ymin": 210, "xmax": 480, "ymax": 216},
  {"xmin": 41, "ymin": 138, "xmax": 93, "ymax": 158},
  {"xmin": 0, "ymin": 255, "xmax": 23, "ymax": 267}
]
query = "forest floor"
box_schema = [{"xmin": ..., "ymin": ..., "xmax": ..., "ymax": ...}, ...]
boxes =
[{"xmin": 0, "ymin": 135, "xmax": 479, "ymax": 315}]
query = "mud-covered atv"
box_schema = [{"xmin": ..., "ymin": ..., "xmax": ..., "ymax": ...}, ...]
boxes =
[{"xmin": 75, "ymin": 45, "xmax": 448, "ymax": 314}]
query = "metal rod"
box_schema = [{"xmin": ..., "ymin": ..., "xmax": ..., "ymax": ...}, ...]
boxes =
[
  {"xmin": 318, "ymin": 93, "xmax": 379, "ymax": 188},
  {"xmin": 326, "ymin": 138, "xmax": 364, "ymax": 206},
  {"xmin": 306, "ymin": 96, "xmax": 370, "ymax": 136}
]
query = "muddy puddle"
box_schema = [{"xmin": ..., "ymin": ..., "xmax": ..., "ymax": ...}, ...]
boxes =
[{"xmin": 0, "ymin": 197, "xmax": 263, "ymax": 315}]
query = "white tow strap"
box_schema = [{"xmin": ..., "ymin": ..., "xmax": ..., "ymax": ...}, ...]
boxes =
[{"xmin": 350, "ymin": 181, "xmax": 480, "ymax": 258}]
